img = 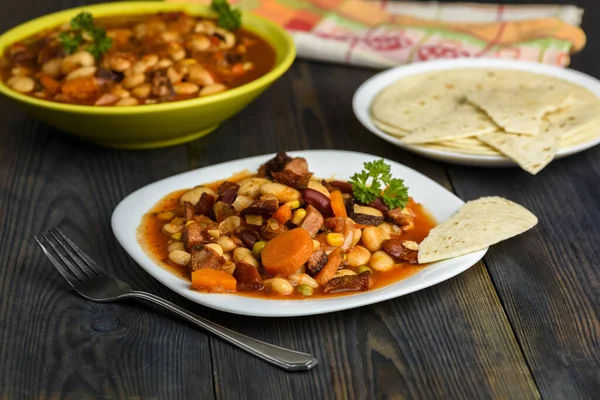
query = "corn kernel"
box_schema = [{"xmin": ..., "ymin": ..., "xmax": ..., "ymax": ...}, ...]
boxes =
[
  {"xmin": 291, "ymin": 208, "xmax": 307, "ymax": 225},
  {"xmin": 245, "ymin": 214, "xmax": 263, "ymax": 226},
  {"xmin": 185, "ymin": 220, "xmax": 195, "ymax": 227},
  {"xmin": 181, "ymin": 58, "xmax": 197, "ymax": 65},
  {"xmin": 326, "ymin": 233, "xmax": 344, "ymax": 247},
  {"xmin": 252, "ymin": 241, "xmax": 266, "ymax": 257},
  {"xmin": 171, "ymin": 232, "xmax": 181, "ymax": 240},
  {"xmin": 284, "ymin": 200, "xmax": 301, "ymax": 210}
]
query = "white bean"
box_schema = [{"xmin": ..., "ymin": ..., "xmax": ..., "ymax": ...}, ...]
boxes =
[
  {"xmin": 131, "ymin": 83, "xmax": 151, "ymax": 99},
  {"xmin": 174, "ymin": 82, "xmax": 199, "ymax": 95},
  {"xmin": 217, "ymin": 236, "xmax": 237, "ymax": 252},
  {"xmin": 218, "ymin": 216, "xmax": 241, "ymax": 235},
  {"xmin": 205, "ymin": 243, "xmax": 224, "ymax": 257},
  {"xmin": 199, "ymin": 83, "xmax": 227, "ymax": 97},
  {"xmin": 260, "ymin": 182, "xmax": 300, "ymax": 203},
  {"xmin": 354, "ymin": 205, "xmax": 383, "ymax": 217},
  {"xmin": 66, "ymin": 66, "xmax": 97, "ymax": 80},
  {"xmin": 237, "ymin": 178, "xmax": 269, "ymax": 198},
  {"xmin": 287, "ymin": 273, "xmax": 318, "ymax": 288},
  {"xmin": 115, "ymin": 97, "xmax": 138, "ymax": 106},
  {"xmin": 264, "ymin": 278, "xmax": 293, "ymax": 295},
  {"xmin": 61, "ymin": 51, "xmax": 95, "ymax": 74},
  {"xmin": 167, "ymin": 241, "xmax": 185, "ymax": 252},
  {"xmin": 232, "ymin": 195, "xmax": 253, "ymax": 212},
  {"xmin": 7, "ymin": 76, "xmax": 34, "ymax": 93},
  {"xmin": 307, "ymin": 180, "xmax": 330, "ymax": 198},
  {"xmin": 180, "ymin": 186, "xmax": 216, "ymax": 205},
  {"xmin": 122, "ymin": 73, "xmax": 145, "ymax": 89},
  {"xmin": 41, "ymin": 58, "xmax": 63, "ymax": 77},
  {"xmin": 335, "ymin": 269, "xmax": 357, "ymax": 277},
  {"xmin": 188, "ymin": 64, "xmax": 215, "ymax": 86}
]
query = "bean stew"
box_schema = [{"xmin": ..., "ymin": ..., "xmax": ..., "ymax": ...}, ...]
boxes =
[
  {"xmin": 0, "ymin": 10, "xmax": 276, "ymax": 106},
  {"xmin": 138, "ymin": 153, "xmax": 437, "ymax": 299}
]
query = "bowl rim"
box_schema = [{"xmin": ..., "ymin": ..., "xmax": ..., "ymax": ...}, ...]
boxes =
[{"xmin": 0, "ymin": 1, "xmax": 296, "ymax": 114}]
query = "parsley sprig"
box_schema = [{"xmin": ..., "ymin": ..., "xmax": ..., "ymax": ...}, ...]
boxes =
[
  {"xmin": 58, "ymin": 12, "xmax": 112, "ymax": 58},
  {"xmin": 349, "ymin": 159, "xmax": 409, "ymax": 209},
  {"xmin": 211, "ymin": 0, "xmax": 242, "ymax": 31}
]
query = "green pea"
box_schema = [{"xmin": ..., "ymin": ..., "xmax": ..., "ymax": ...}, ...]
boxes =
[
  {"xmin": 296, "ymin": 284, "xmax": 314, "ymax": 296},
  {"xmin": 358, "ymin": 266, "xmax": 373, "ymax": 275},
  {"xmin": 252, "ymin": 241, "xmax": 266, "ymax": 258}
]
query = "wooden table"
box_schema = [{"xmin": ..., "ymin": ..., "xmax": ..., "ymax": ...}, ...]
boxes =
[{"xmin": 1, "ymin": 1, "xmax": 599, "ymax": 399}]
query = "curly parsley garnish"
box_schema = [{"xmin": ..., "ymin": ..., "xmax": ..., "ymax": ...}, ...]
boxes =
[
  {"xmin": 211, "ymin": 0, "xmax": 242, "ymax": 31},
  {"xmin": 349, "ymin": 159, "xmax": 409, "ymax": 209},
  {"xmin": 58, "ymin": 12, "xmax": 112, "ymax": 58}
]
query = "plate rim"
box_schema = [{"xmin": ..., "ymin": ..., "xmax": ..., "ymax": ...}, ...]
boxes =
[
  {"xmin": 352, "ymin": 58, "xmax": 600, "ymax": 165},
  {"xmin": 111, "ymin": 149, "xmax": 487, "ymax": 317}
]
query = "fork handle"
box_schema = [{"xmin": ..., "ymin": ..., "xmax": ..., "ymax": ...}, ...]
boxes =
[{"xmin": 123, "ymin": 291, "xmax": 318, "ymax": 371}]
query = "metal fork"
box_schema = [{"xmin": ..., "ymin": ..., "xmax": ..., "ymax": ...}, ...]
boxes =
[{"xmin": 34, "ymin": 227, "xmax": 318, "ymax": 371}]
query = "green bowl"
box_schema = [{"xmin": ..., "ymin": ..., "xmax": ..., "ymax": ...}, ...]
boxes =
[{"xmin": 0, "ymin": 2, "xmax": 296, "ymax": 149}]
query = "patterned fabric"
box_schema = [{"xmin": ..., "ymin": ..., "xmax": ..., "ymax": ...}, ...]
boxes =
[{"xmin": 169, "ymin": 0, "xmax": 585, "ymax": 68}]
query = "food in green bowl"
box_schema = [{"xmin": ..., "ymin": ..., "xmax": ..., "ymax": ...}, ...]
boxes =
[{"xmin": 0, "ymin": 1, "xmax": 296, "ymax": 149}]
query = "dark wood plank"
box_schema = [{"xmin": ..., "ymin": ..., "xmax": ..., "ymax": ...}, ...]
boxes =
[
  {"xmin": 0, "ymin": 3, "xmax": 216, "ymax": 398},
  {"xmin": 196, "ymin": 60, "xmax": 539, "ymax": 399}
]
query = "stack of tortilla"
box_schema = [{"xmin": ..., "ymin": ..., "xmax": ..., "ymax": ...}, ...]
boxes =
[{"xmin": 370, "ymin": 69, "xmax": 600, "ymax": 175}]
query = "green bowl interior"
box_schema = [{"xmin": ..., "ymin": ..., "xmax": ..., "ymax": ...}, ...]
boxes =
[{"xmin": 0, "ymin": 1, "xmax": 296, "ymax": 115}]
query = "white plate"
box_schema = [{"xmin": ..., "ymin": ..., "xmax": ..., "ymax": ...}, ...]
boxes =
[
  {"xmin": 112, "ymin": 150, "xmax": 486, "ymax": 317},
  {"xmin": 353, "ymin": 58, "xmax": 600, "ymax": 167}
]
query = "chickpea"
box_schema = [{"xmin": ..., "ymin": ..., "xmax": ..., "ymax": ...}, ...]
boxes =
[
  {"xmin": 167, "ymin": 241, "xmax": 185, "ymax": 253},
  {"xmin": 41, "ymin": 58, "xmax": 63, "ymax": 77},
  {"xmin": 370, "ymin": 251, "xmax": 395, "ymax": 272},
  {"xmin": 361, "ymin": 226, "xmax": 390, "ymax": 253},
  {"xmin": 168, "ymin": 250, "xmax": 191, "ymax": 266},
  {"xmin": 199, "ymin": 83, "xmax": 227, "ymax": 97},
  {"xmin": 205, "ymin": 243, "xmax": 224, "ymax": 257},
  {"xmin": 260, "ymin": 182, "xmax": 300, "ymax": 203},
  {"xmin": 378, "ymin": 222, "xmax": 401, "ymax": 236},
  {"xmin": 345, "ymin": 245, "xmax": 371, "ymax": 267},
  {"xmin": 173, "ymin": 82, "xmax": 199, "ymax": 95},
  {"xmin": 115, "ymin": 97, "xmax": 139, "ymax": 106},
  {"xmin": 7, "ymin": 76, "xmax": 34, "ymax": 93},
  {"xmin": 263, "ymin": 278, "xmax": 293, "ymax": 295},
  {"xmin": 65, "ymin": 66, "xmax": 97, "ymax": 80},
  {"xmin": 61, "ymin": 51, "xmax": 95, "ymax": 75},
  {"xmin": 188, "ymin": 64, "xmax": 215, "ymax": 86},
  {"xmin": 217, "ymin": 236, "xmax": 237, "ymax": 252},
  {"xmin": 122, "ymin": 73, "xmax": 145, "ymax": 89},
  {"xmin": 180, "ymin": 186, "xmax": 216, "ymax": 206},
  {"xmin": 131, "ymin": 83, "xmax": 152, "ymax": 99},
  {"xmin": 287, "ymin": 273, "xmax": 318, "ymax": 288}
]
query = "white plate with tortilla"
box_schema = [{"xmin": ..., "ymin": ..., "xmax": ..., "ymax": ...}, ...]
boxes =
[
  {"xmin": 113, "ymin": 151, "xmax": 500, "ymax": 317},
  {"xmin": 353, "ymin": 59, "xmax": 600, "ymax": 170}
]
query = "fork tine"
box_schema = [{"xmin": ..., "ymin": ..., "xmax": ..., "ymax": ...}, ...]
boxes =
[
  {"xmin": 52, "ymin": 228, "xmax": 100, "ymax": 276},
  {"xmin": 42, "ymin": 232, "xmax": 90, "ymax": 281},
  {"xmin": 35, "ymin": 236, "xmax": 82, "ymax": 289}
]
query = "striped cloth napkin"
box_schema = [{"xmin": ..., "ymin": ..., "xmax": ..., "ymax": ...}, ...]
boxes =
[{"xmin": 169, "ymin": 0, "xmax": 586, "ymax": 68}]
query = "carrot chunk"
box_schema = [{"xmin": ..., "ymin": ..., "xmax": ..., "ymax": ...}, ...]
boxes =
[
  {"xmin": 330, "ymin": 190, "xmax": 347, "ymax": 218},
  {"xmin": 261, "ymin": 228, "xmax": 314, "ymax": 277},
  {"xmin": 314, "ymin": 248, "xmax": 344, "ymax": 286},
  {"xmin": 61, "ymin": 76, "xmax": 99, "ymax": 100},
  {"xmin": 272, "ymin": 204, "xmax": 292, "ymax": 224},
  {"xmin": 191, "ymin": 268, "xmax": 237, "ymax": 293}
]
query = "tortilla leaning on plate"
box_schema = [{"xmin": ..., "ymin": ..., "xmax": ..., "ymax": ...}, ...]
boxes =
[{"xmin": 418, "ymin": 196, "xmax": 538, "ymax": 264}]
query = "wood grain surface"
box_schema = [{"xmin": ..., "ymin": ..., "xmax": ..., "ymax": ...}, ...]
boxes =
[{"xmin": 0, "ymin": 1, "xmax": 598, "ymax": 399}]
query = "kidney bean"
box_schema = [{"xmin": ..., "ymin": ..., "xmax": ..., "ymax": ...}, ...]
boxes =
[
  {"xmin": 369, "ymin": 198, "xmax": 389, "ymax": 213},
  {"xmin": 302, "ymin": 188, "xmax": 333, "ymax": 216},
  {"xmin": 329, "ymin": 180, "xmax": 353, "ymax": 194}
]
